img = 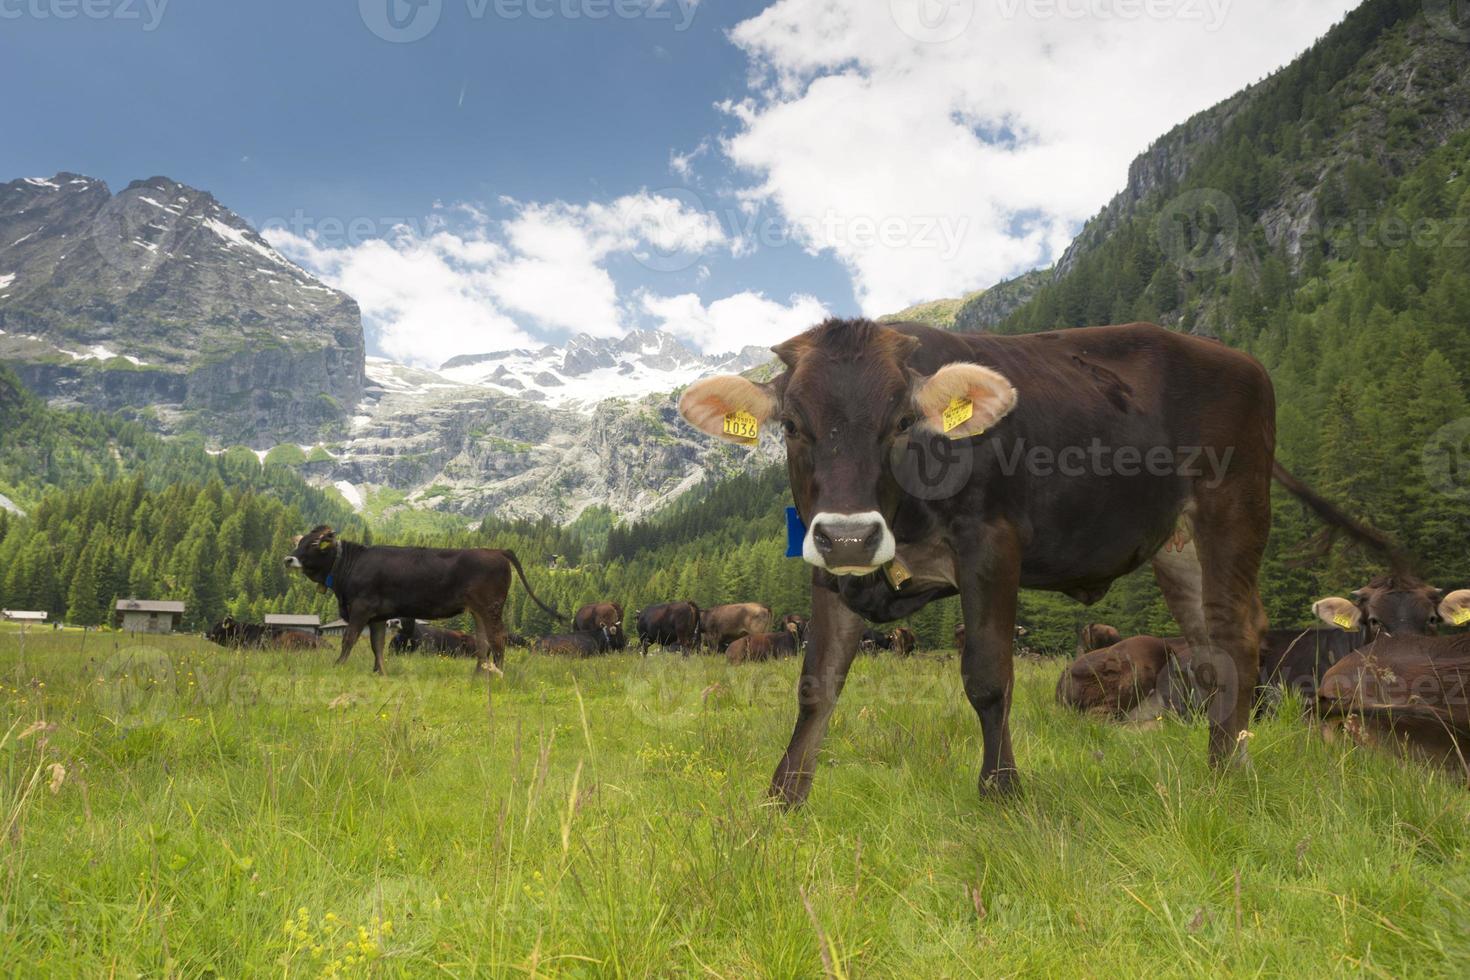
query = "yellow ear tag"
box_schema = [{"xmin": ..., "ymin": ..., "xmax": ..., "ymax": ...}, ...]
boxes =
[
  {"xmin": 1453, "ymin": 609, "xmax": 1470, "ymax": 627},
  {"xmin": 1334, "ymin": 612, "xmax": 1356, "ymax": 631},
  {"xmin": 942, "ymin": 397, "xmax": 974, "ymax": 435},
  {"xmin": 319, "ymin": 539, "xmax": 334, "ymax": 550},
  {"xmin": 722, "ymin": 410, "xmax": 759, "ymax": 446}
]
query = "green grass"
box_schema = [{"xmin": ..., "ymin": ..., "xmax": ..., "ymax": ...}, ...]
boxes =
[{"xmin": 2, "ymin": 632, "xmax": 1469, "ymax": 976}]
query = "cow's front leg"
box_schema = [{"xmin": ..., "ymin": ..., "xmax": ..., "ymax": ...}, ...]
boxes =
[
  {"xmin": 956, "ymin": 521, "xmax": 1023, "ymax": 797},
  {"xmin": 369, "ymin": 621, "xmax": 388, "ymax": 675},
  {"xmin": 769, "ymin": 576, "xmax": 867, "ymax": 808}
]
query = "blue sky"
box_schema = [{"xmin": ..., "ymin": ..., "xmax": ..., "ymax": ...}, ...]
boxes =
[{"xmin": 1, "ymin": 0, "xmax": 1358, "ymax": 365}]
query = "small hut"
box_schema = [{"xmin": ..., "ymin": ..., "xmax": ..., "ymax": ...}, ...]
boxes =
[
  {"xmin": 114, "ymin": 599, "xmax": 185, "ymax": 634},
  {"xmin": 264, "ymin": 613, "xmax": 321, "ymax": 636},
  {"xmin": 2, "ymin": 610, "xmax": 48, "ymax": 629},
  {"xmin": 320, "ymin": 619, "xmax": 349, "ymax": 638}
]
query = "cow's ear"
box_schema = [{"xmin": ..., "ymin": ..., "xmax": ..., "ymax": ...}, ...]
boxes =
[
  {"xmin": 914, "ymin": 363, "xmax": 1017, "ymax": 440},
  {"xmin": 317, "ymin": 527, "xmax": 336, "ymax": 550},
  {"xmin": 290, "ymin": 535, "xmax": 302, "ymax": 547},
  {"xmin": 1313, "ymin": 597, "xmax": 1362, "ymax": 631},
  {"xmin": 1438, "ymin": 589, "xmax": 1470, "ymax": 627},
  {"xmin": 678, "ymin": 376, "xmax": 777, "ymax": 446}
]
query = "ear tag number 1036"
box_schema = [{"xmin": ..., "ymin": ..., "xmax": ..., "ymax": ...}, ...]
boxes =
[{"xmin": 723, "ymin": 410, "xmax": 759, "ymax": 446}]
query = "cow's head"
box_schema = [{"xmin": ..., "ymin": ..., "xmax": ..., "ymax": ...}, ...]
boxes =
[
  {"xmin": 1311, "ymin": 575, "xmax": 1470, "ymax": 637},
  {"xmin": 284, "ymin": 525, "xmax": 337, "ymax": 581},
  {"xmin": 679, "ymin": 319, "xmax": 1016, "ymax": 575}
]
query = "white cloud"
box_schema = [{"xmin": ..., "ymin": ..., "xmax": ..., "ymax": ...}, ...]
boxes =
[
  {"xmin": 266, "ymin": 192, "xmax": 729, "ymax": 366},
  {"xmin": 641, "ymin": 289, "xmax": 830, "ymax": 353},
  {"xmin": 723, "ymin": 0, "xmax": 1358, "ymax": 315}
]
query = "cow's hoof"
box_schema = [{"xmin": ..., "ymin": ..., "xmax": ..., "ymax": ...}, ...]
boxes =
[{"xmin": 979, "ymin": 768, "xmax": 1021, "ymax": 798}]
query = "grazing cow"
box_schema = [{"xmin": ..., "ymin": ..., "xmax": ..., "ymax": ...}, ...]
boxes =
[
  {"xmin": 574, "ymin": 602, "xmax": 627, "ymax": 650},
  {"xmin": 728, "ymin": 625, "xmax": 802, "ymax": 664},
  {"xmin": 391, "ymin": 619, "xmax": 479, "ymax": 657},
  {"xmin": 889, "ymin": 627, "xmax": 917, "ymax": 657},
  {"xmin": 1055, "ymin": 636, "xmax": 1177, "ymax": 718},
  {"xmin": 859, "ymin": 627, "xmax": 890, "ymax": 653},
  {"xmin": 699, "ymin": 603, "xmax": 773, "ymax": 652},
  {"xmin": 1261, "ymin": 575, "xmax": 1470, "ymax": 703},
  {"xmin": 284, "ymin": 525, "xmax": 562, "ymax": 674},
  {"xmin": 1317, "ymin": 634, "xmax": 1470, "ymax": 780},
  {"xmin": 206, "ymin": 617, "xmax": 268, "ymax": 648},
  {"xmin": 679, "ymin": 317, "xmax": 1398, "ymax": 805},
  {"xmin": 1079, "ymin": 623, "xmax": 1122, "ymax": 656},
  {"xmin": 532, "ymin": 628, "xmax": 613, "ymax": 657},
  {"xmin": 636, "ymin": 601, "xmax": 701, "ymax": 655},
  {"xmin": 779, "ymin": 613, "xmax": 810, "ymax": 645}
]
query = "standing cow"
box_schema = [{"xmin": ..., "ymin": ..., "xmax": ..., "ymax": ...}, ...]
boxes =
[
  {"xmin": 574, "ymin": 602, "xmax": 627, "ymax": 650},
  {"xmin": 699, "ymin": 603, "xmax": 773, "ymax": 652},
  {"xmin": 679, "ymin": 317, "xmax": 1398, "ymax": 805},
  {"xmin": 636, "ymin": 601, "xmax": 701, "ymax": 656},
  {"xmin": 888, "ymin": 627, "xmax": 917, "ymax": 657},
  {"xmin": 1078, "ymin": 624, "xmax": 1122, "ymax": 656},
  {"xmin": 779, "ymin": 613, "xmax": 810, "ymax": 645},
  {"xmin": 284, "ymin": 525, "xmax": 562, "ymax": 674}
]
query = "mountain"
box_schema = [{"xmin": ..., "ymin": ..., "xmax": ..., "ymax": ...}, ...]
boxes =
[
  {"xmin": 435, "ymin": 329, "xmax": 770, "ymax": 409},
  {"xmin": 0, "ymin": 173, "xmax": 365, "ymax": 444}
]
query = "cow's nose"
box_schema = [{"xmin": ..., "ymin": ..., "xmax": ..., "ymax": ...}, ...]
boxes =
[{"xmin": 811, "ymin": 515, "xmax": 885, "ymax": 568}]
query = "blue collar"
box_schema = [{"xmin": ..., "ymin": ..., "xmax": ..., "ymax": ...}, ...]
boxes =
[{"xmin": 325, "ymin": 573, "xmax": 334, "ymax": 590}]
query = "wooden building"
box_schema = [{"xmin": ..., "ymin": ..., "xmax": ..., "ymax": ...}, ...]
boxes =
[{"xmin": 114, "ymin": 599, "xmax": 185, "ymax": 634}]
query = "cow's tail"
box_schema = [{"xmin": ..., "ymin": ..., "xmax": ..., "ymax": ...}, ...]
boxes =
[
  {"xmin": 1271, "ymin": 462, "xmax": 1411, "ymax": 572},
  {"xmin": 503, "ymin": 550, "xmax": 566, "ymax": 622}
]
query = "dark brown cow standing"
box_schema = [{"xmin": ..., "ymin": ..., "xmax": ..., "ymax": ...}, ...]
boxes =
[
  {"xmin": 699, "ymin": 603, "xmax": 773, "ymax": 652},
  {"xmin": 889, "ymin": 627, "xmax": 917, "ymax": 657},
  {"xmin": 1079, "ymin": 623, "xmax": 1122, "ymax": 655},
  {"xmin": 1317, "ymin": 634, "xmax": 1470, "ymax": 780},
  {"xmin": 679, "ymin": 318, "xmax": 1397, "ymax": 806},
  {"xmin": 574, "ymin": 602, "xmax": 627, "ymax": 650},
  {"xmin": 284, "ymin": 525, "xmax": 562, "ymax": 674},
  {"xmin": 636, "ymin": 601, "xmax": 701, "ymax": 655},
  {"xmin": 779, "ymin": 613, "xmax": 810, "ymax": 644}
]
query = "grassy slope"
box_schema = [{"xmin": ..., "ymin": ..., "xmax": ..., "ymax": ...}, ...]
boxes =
[{"xmin": 3, "ymin": 631, "xmax": 1468, "ymax": 976}]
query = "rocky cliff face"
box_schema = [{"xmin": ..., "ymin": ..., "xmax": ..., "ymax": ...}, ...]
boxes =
[{"xmin": 0, "ymin": 173, "xmax": 364, "ymax": 444}]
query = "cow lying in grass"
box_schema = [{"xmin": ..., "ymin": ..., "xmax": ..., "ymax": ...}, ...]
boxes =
[
  {"xmin": 1317, "ymin": 634, "xmax": 1470, "ymax": 782},
  {"xmin": 531, "ymin": 628, "xmax": 613, "ymax": 657},
  {"xmin": 727, "ymin": 625, "xmax": 802, "ymax": 664},
  {"xmin": 206, "ymin": 617, "xmax": 322, "ymax": 651},
  {"xmin": 284, "ymin": 525, "xmax": 562, "ymax": 674},
  {"xmin": 390, "ymin": 619, "xmax": 478, "ymax": 657}
]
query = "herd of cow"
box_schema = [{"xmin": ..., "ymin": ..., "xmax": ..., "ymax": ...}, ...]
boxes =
[
  {"xmin": 247, "ymin": 318, "xmax": 1470, "ymax": 804},
  {"xmin": 1056, "ymin": 573, "xmax": 1470, "ymax": 777}
]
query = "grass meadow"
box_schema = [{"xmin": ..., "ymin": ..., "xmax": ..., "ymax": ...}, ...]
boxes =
[{"xmin": 2, "ymin": 628, "xmax": 1470, "ymax": 977}]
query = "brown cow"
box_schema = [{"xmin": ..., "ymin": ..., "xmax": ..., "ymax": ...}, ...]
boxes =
[
  {"xmin": 532, "ymin": 628, "xmax": 613, "ymax": 657},
  {"xmin": 1079, "ymin": 623, "xmax": 1122, "ymax": 656},
  {"xmin": 699, "ymin": 603, "xmax": 773, "ymax": 652},
  {"xmin": 727, "ymin": 625, "xmax": 802, "ymax": 664},
  {"xmin": 636, "ymin": 601, "xmax": 701, "ymax": 655},
  {"xmin": 888, "ymin": 627, "xmax": 917, "ymax": 657},
  {"xmin": 779, "ymin": 613, "xmax": 810, "ymax": 645},
  {"xmin": 680, "ymin": 318, "xmax": 1397, "ymax": 806},
  {"xmin": 284, "ymin": 525, "xmax": 562, "ymax": 674},
  {"xmin": 1260, "ymin": 576, "xmax": 1470, "ymax": 705},
  {"xmin": 1056, "ymin": 636, "xmax": 1176, "ymax": 718},
  {"xmin": 271, "ymin": 630, "xmax": 323, "ymax": 651},
  {"xmin": 1317, "ymin": 634, "xmax": 1470, "ymax": 780},
  {"xmin": 574, "ymin": 602, "xmax": 626, "ymax": 650}
]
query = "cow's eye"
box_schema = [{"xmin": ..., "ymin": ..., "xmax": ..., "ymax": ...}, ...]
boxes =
[
  {"xmin": 896, "ymin": 414, "xmax": 917, "ymax": 434},
  {"xmin": 781, "ymin": 418, "xmax": 799, "ymax": 438}
]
